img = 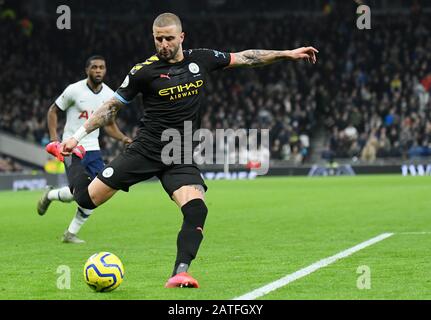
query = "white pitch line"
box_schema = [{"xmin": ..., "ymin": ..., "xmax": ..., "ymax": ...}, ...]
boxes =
[
  {"xmin": 398, "ymin": 231, "xmax": 431, "ymax": 235},
  {"xmin": 233, "ymin": 232, "xmax": 394, "ymax": 300}
]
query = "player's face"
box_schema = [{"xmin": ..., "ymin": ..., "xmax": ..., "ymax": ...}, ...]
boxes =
[
  {"xmin": 153, "ymin": 25, "xmax": 184, "ymax": 61},
  {"xmin": 86, "ymin": 59, "xmax": 106, "ymax": 84}
]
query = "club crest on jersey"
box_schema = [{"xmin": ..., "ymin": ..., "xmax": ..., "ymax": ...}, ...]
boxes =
[
  {"xmin": 120, "ymin": 75, "xmax": 129, "ymax": 88},
  {"xmin": 102, "ymin": 167, "xmax": 114, "ymax": 178},
  {"xmin": 188, "ymin": 63, "xmax": 199, "ymax": 74}
]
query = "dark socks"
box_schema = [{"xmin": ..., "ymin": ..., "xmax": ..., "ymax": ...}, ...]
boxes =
[{"xmin": 172, "ymin": 199, "xmax": 208, "ymax": 276}]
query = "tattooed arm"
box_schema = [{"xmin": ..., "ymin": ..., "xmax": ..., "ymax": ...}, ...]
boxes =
[
  {"xmin": 84, "ymin": 97, "xmax": 124, "ymax": 133},
  {"xmin": 60, "ymin": 97, "xmax": 125, "ymax": 155},
  {"xmin": 228, "ymin": 46, "xmax": 318, "ymax": 68}
]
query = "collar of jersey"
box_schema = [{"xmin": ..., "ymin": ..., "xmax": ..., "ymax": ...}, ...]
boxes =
[{"xmin": 86, "ymin": 81, "xmax": 103, "ymax": 95}]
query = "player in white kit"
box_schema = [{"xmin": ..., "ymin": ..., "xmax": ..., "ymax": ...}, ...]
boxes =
[{"xmin": 37, "ymin": 55, "xmax": 132, "ymax": 243}]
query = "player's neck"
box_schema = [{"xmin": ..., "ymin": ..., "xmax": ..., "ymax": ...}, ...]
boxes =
[
  {"xmin": 86, "ymin": 79, "xmax": 102, "ymax": 94},
  {"xmin": 167, "ymin": 49, "xmax": 184, "ymax": 64}
]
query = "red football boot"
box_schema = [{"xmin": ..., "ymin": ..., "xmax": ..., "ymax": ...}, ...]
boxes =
[
  {"xmin": 46, "ymin": 141, "xmax": 86, "ymax": 162},
  {"xmin": 71, "ymin": 145, "xmax": 86, "ymax": 159},
  {"xmin": 165, "ymin": 272, "xmax": 199, "ymax": 288}
]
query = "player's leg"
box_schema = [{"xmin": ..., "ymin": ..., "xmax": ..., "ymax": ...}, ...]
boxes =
[
  {"xmin": 69, "ymin": 150, "xmax": 165, "ymax": 243},
  {"xmin": 171, "ymin": 184, "xmax": 207, "ymax": 273},
  {"xmin": 37, "ymin": 185, "xmax": 74, "ymax": 215},
  {"xmin": 63, "ymin": 175, "xmax": 119, "ymax": 242},
  {"xmin": 38, "ymin": 142, "xmax": 84, "ymax": 215},
  {"xmin": 63, "ymin": 151, "xmax": 106, "ymax": 243},
  {"xmin": 166, "ymin": 185, "xmax": 207, "ymax": 288},
  {"xmin": 160, "ymin": 165, "xmax": 208, "ymax": 288},
  {"xmin": 49, "ymin": 153, "xmax": 116, "ymax": 241},
  {"xmin": 68, "ymin": 147, "xmax": 154, "ymax": 209},
  {"xmin": 87, "ymin": 177, "xmax": 118, "ymax": 206},
  {"xmin": 66, "ymin": 155, "xmax": 118, "ymax": 209}
]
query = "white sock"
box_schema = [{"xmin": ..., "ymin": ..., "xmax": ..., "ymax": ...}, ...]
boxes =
[
  {"xmin": 47, "ymin": 186, "xmax": 74, "ymax": 202},
  {"xmin": 67, "ymin": 207, "xmax": 93, "ymax": 235}
]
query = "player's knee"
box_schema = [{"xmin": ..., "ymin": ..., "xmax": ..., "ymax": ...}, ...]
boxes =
[
  {"xmin": 181, "ymin": 198, "xmax": 208, "ymax": 231},
  {"xmin": 74, "ymin": 188, "xmax": 97, "ymax": 210},
  {"xmin": 87, "ymin": 178, "xmax": 117, "ymax": 206},
  {"xmin": 173, "ymin": 185, "xmax": 205, "ymax": 207}
]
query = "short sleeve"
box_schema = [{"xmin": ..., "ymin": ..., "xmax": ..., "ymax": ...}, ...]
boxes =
[
  {"xmin": 114, "ymin": 64, "xmax": 145, "ymax": 104},
  {"xmin": 55, "ymin": 85, "xmax": 75, "ymax": 111},
  {"xmin": 191, "ymin": 49, "xmax": 232, "ymax": 72}
]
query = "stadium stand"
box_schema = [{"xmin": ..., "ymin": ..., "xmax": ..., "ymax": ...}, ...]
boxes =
[
  {"xmin": 321, "ymin": 12, "xmax": 431, "ymax": 162},
  {"xmin": 0, "ymin": 153, "xmax": 23, "ymax": 172},
  {"xmin": 1, "ymin": 1, "xmax": 430, "ymax": 172}
]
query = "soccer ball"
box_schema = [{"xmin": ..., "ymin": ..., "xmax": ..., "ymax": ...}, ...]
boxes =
[{"xmin": 83, "ymin": 252, "xmax": 125, "ymax": 292}]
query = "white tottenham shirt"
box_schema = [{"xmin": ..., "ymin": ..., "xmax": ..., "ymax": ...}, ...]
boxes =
[{"xmin": 55, "ymin": 79, "xmax": 114, "ymax": 151}]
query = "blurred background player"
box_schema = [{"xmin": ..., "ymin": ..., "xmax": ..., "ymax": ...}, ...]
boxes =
[{"xmin": 37, "ymin": 55, "xmax": 132, "ymax": 243}]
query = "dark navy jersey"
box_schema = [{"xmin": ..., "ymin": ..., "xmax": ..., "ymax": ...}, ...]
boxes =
[{"xmin": 115, "ymin": 48, "xmax": 231, "ymax": 162}]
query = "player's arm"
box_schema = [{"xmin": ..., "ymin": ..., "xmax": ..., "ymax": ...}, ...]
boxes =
[
  {"xmin": 47, "ymin": 103, "xmax": 61, "ymax": 141},
  {"xmin": 60, "ymin": 97, "xmax": 125, "ymax": 154},
  {"xmin": 80, "ymin": 96, "xmax": 124, "ymax": 137},
  {"xmin": 228, "ymin": 46, "xmax": 318, "ymax": 68},
  {"xmin": 103, "ymin": 120, "xmax": 132, "ymax": 145},
  {"xmin": 51, "ymin": 84, "xmax": 75, "ymax": 142}
]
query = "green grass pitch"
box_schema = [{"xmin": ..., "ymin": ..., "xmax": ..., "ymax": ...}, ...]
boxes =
[{"xmin": 1, "ymin": 175, "xmax": 431, "ymax": 300}]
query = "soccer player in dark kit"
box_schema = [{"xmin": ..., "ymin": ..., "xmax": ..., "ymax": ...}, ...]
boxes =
[{"xmin": 48, "ymin": 12, "xmax": 318, "ymax": 288}]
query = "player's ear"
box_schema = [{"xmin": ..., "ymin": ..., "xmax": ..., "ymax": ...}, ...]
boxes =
[{"xmin": 180, "ymin": 31, "xmax": 185, "ymax": 43}]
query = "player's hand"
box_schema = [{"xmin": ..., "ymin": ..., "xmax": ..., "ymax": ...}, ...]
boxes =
[
  {"xmin": 122, "ymin": 136, "xmax": 133, "ymax": 145},
  {"xmin": 287, "ymin": 46, "xmax": 318, "ymax": 64},
  {"xmin": 60, "ymin": 137, "xmax": 79, "ymax": 156}
]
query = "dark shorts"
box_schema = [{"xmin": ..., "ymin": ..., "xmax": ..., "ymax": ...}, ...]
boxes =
[
  {"xmin": 97, "ymin": 148, "xmax": 207, "ymax": 197},
  {"xmin": 81, "ymin": 150, "xmax": 105, "ymax": 179}
]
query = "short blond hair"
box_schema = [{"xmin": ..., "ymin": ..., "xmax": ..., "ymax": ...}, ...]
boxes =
[{"xmin": 153, "ymin": 12, "xmax": 182, "ymax": 31}]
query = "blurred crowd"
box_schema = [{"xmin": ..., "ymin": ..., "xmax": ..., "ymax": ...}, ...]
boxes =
[
  {"xmin": 1, "ymin": 4, "xmax": 431, "ymax": 170},
  {"xmin": 320, "ymin": 12, "xmax": 431, "ymax": 161},
  {"xmin": 0, "ymin": 154, "xmax": 22, "ymax": 172}
]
